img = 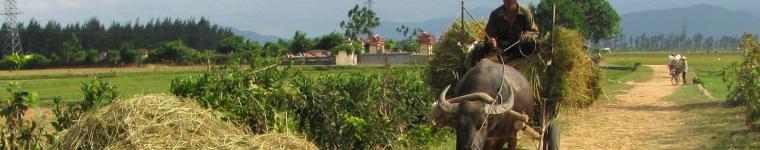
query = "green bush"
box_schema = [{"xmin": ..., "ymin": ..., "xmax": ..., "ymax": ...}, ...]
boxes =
[
  {"xmin": 0, "ymin": 82, "xmax": 47, "ymax": 149},
  {"xmin": 723, "ymin": 33, "xmax": 760, "ymax": 128},
  {"xmin": 51, "ymin": 77, "xmax": 120, "ymax": 131},
  {"xmin": 331, "ymin": 43, "xmax": 353, "ymax": 54},
  {"xmin": 148, "ymin": 40, "xmax": 201, "ymax": 64},
  {"xmin": 104, "ymin": 50, "xmax": 122, "ymax": 66},
  {"xmin": 0, "ymin": 53, "xmax": 51, "ymax": 70},
  {"xmin": 171, "ymin": 57, "xmax": 445, "ymax": 149},
  {"xmin": 117, "ymin": 42, "xmax": 144, "ymax": 65},
  {"xmin": 25, "ymin": 54, "xmax": 51, "ymax": 69},
  {"xmin": 51, "ymin": 33, "xmax": 88, "ymax": 66}
]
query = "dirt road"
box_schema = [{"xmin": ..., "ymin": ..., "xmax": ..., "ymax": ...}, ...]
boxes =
[{"xmin": 559, "ymin": 65, "xmax": 707, "ymax": 149}]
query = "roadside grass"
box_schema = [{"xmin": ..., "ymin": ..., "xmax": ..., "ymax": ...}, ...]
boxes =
[{"xmin": 664, "ymin": 85, "xmax": 760, "ymax": 149}]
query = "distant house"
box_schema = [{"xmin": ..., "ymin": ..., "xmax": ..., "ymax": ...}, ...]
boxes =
[
  {"xmin": 367, "ymin": 34, "xmax": 386, "ymax": 54},
  {"xmin": 304, "ymin": 50, "xmax": 331, "ymax": 57},
  {"xmin": 416, "ymin": 32, "xmax": 436, "ymax": 55},
  {"xmin": 98, "ymin": 50, "xmax": 109, "ymax": 59},
  {"xmin": 142, "ymin": 49, "xmax": 150, "ymax": 59}
]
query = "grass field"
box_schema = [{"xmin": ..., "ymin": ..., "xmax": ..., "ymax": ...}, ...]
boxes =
[{"xmin": 0, "ymin": 71, "xmax": 202, "ymax": 107}]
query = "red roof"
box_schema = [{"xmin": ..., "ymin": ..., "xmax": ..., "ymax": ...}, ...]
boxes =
[
  {"xmin": 369, "ymin": 34, "xmax": 385, "ymax": 43},
  {"xmin": 416, "ymin": 32, "xmax": 436, "ymax": 44}
]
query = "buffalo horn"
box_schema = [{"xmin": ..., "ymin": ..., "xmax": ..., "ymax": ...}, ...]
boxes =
[
  {"xmin": 485, "ymin": 86, "xmax": 516, "ymax": 115},
  {"xmin": 436, "ymin": 85, "xmax": 459, "ymax": 113}
]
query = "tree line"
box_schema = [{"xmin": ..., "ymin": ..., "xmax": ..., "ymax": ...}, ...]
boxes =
[
  {"xmin": 0, "ymin": 17, "xmax": 371, "ymax": 69},
  {"xmin": 0, "ymin": 17, "xmax": 247, "ymax": 68},
  {"xmin": 2, "ymin": 17, "xmax": 234, "ymax": 56},
  {"xmin": 598, "ymin": 33, "xmax": 756, "ymax": 52}
]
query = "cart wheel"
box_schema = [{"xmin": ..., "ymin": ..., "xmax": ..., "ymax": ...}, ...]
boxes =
[{"xmin": 543, "ymin": 122, "xmax": 560, "ymax": 150}]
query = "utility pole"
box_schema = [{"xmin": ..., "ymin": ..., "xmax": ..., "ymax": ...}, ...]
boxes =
[
  {"xmin": 460, "ymin": 0, "xmax": 465, "ymax": 44},
  {"xmin": 366, "ymin": 0, "xmax": 374, "ymax": 11},
  {"xmin": 2, "ymin": 0, "xmax": 22, "ymax": 56}
]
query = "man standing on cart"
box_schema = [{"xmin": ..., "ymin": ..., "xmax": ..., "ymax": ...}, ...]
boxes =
[
  {"xmin": 485, "ymin": 0, "xmax": 541, "ymax": 61},
  {"xmin": 466, "ymin": 0, "xmax": 542, "ymax": 71}
]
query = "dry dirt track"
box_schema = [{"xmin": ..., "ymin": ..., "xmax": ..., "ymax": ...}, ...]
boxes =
[{"xmin": 558, "ymin": 65, "xmax": 708, "ymax": 150}]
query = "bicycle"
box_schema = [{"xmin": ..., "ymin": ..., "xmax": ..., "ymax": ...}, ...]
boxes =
[{"xmin": 670, "ymin": 66, "xmax": 680, "ymax": 86}]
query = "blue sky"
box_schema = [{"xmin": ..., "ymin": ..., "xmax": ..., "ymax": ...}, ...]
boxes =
[{"xmin": 12, "ymin": 0, "xmax": 760, "ymax": 37}]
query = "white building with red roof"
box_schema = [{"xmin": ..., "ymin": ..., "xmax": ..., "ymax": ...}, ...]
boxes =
[
  {"xmin": 416, "ymin": 32, "xmax": 436, "ymax": 55},
  {"xmin": 367, "ymin": 34, "xmax": 386, "ymax": 54}
]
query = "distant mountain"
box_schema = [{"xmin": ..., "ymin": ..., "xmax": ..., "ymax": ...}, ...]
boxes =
[
  {"xmin": 375, "ymin": 6, "xmax": 493, "ymax": 40},
  {"xmin": 230, "ymin": 28, "xmax": 282, "ymax": 43},
  {"xmin": 741, "ymin": 8, "xmax": 760, "ymax": 19},
  {"xmin": 621, "ymin": 5, "xmax": 760, "ymax": 37},
  {"xmin": 229, "ymin": 4, "xmax": 760, "ymax": 42}
]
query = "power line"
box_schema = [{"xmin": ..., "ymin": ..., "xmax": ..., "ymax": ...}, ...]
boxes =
[{"xmin": 2, "ymin": 0, "xmax": 22, "ymax": 55}]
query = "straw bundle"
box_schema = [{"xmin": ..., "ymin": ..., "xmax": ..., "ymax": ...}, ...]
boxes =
[
  {"xmin": 427, "ymin": 19, "xmax": 487, "ymax": 92},
  {"xmin": 543, "ymin": 27, "xmax": 603, "ymax": 107},
  {"xmin": 55, "ymin": 94, "xmax": 318, "ymax": 149}
]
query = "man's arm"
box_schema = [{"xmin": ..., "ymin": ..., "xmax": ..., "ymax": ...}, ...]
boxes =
[
  {"xmin": 485, "ymin": 12, "xmax": 500, "ymax": 50},
  {"xmin": 520, "ymin": 6, "xmax": 540, "ymax": 43}
]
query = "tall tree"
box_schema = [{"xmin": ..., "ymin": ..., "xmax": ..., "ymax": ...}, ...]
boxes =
[
  {"xmin": 395, "ymin": 25, "xmax": 424, "ymax": 39},
  {"xmin": 579, "ymin": 0, "xmax": 621, "ymax": 43},
  {"xmin": 289, "ymin": 31, "xmax": 314, "ymax": 53},
  {"xmin": 535, "ymin": 0, "xmax": 584, "ymax": 34},
  {"xmin": 217, "ymin": 36, "xmax": 248, "ymax": 53},
  {"xmin": 535, "ymin": 0, "xmax": 621, "ymax": 43},
  {"xmin": 314, "ymin": 32, "xmax": 346, "ymax": 50},
  {"xmin": 339, "ymin": 5, "xmax": 380, "ymax": 40}
]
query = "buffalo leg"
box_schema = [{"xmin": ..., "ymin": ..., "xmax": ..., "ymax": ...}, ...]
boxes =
[{"xmin": 483, "ymin": 138, "xmax": 509, "ymax": 150}]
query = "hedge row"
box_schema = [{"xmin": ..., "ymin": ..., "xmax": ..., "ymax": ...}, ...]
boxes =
[{"xmin": 170, "ymin": 58, "xmax": 448, "ymax": 149}]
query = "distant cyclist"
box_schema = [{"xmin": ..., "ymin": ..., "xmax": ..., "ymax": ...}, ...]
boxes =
[
  {"xmin": 679, "ymin": 56, "xmax": 689, "ymax": 85},
  {"xmin": 667, "ymin": 52, "xmax": 682, "ymax": 76}
]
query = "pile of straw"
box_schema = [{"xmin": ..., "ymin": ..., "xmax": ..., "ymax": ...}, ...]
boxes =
[
  {"xmin": 427, "ymin": 19, "xmax": 487, "ymax": 92},
  {"xmin": 55, "ymin": 94, "xmax": 318, "ymax": 149},
  {"xmin": 543, "ymin": 27, "xmax": 603, "ymax": 107}
]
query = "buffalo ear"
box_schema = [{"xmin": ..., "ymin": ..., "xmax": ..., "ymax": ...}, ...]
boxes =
[{"xmin": 431, "ymin": 103, "xmax": 458, "ymax": 127}]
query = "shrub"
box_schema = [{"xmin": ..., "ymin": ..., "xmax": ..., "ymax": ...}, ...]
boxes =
[
  {"xmin": 171, "ymin": 57, "xmax": 445, "ymax": 149},
  {"xmin": 0, "ymin": 53, "xmax": 51, "ymax": 70},
  {"xmin": 398, "ymin": 38, "xmax": 420, "ymax": 52},
  {"xmin": 104, "ymin": 50, "xmax": 122, "ymax": 66},
  {"xmin": 723, "ymin": 33, "xmax": 760, "ymax": 128},
  {"xmin": 331, "ymin": 43, "xmax": 353, "ymax": 54},
  {"xmin": 0, "ymin": 82, "xmax": 47, "ymax": 149},
  {"xmin": 148, "ymin": 40, "xmax": 200, "ymax": 64},
  {"xmin": 25, "ymin": 54, "xmax": 51, "ymax": 69},
  {"xmin": 51, "ymin": 77, "xmax": 120, "ymax": 132},
  {"xmin": 117, "ymin": 42, "xmax": 144, "ymax": 65}
]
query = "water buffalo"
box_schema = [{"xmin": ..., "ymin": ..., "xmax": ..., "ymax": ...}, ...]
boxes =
[{"xmin": 432, "ymin": 59, "xmax": 539, "ymax": 150}]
